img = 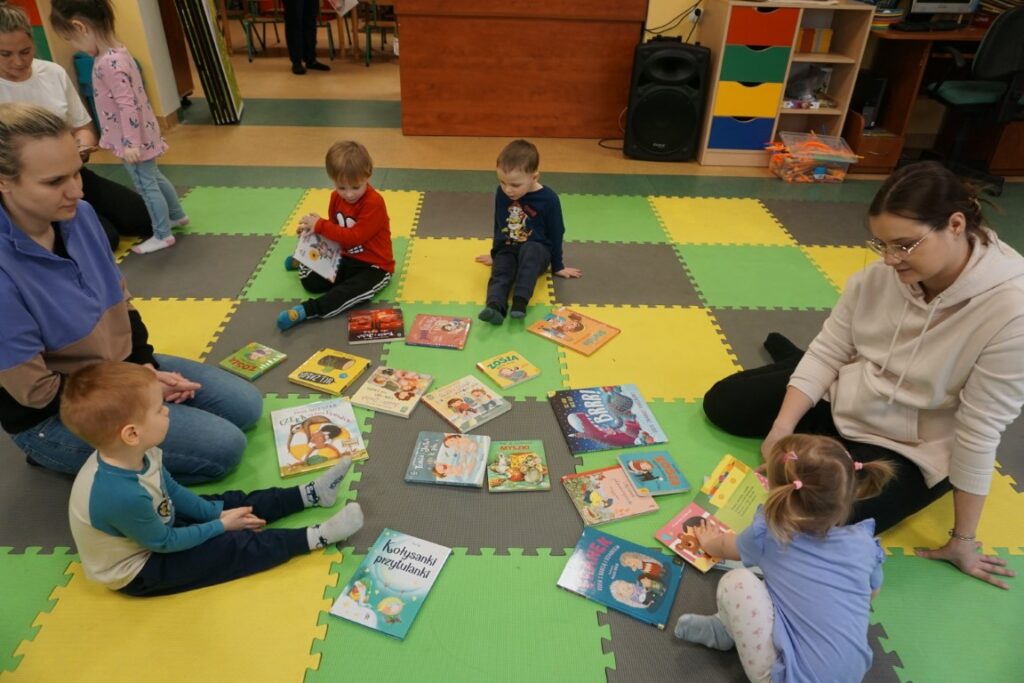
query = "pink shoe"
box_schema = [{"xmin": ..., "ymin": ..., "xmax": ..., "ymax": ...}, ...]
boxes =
[{"xmin": 132, "ymin": 235, "xmax": 176, "ymax": 254}]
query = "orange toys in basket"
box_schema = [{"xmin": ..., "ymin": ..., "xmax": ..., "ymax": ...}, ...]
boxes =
[{"xmin": 767, "ymin": 132, "xmax": 862, "ymax": 183}]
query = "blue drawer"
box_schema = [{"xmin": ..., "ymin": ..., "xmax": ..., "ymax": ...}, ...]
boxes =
[{"xmin": 708, "ymin": 116, "xmax": 775, "ymax": 151}]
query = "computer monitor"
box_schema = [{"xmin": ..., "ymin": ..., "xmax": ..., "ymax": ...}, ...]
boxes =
[{"xmin": 908, "ymin": 0, "xmax": 978, "ymax": 16}]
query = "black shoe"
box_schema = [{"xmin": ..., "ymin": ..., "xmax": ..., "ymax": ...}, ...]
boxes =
[
  {"xmin": 763, "ymin": 332, "xmax": 801, "ymax": 363},
  {"xmin": 510, "ymin": 296, "xmax": 528, "ymax": 319},
  {"xmin": 26, "ymin": 454, "xmax": 42, "ymax": 468},
  {"xmin": 306, "ymin": 61, "xmax": 331, "ymax": 71},
  {"xmin": 292, "ymin": 64, "xmax": 307, "ymax": 75}
]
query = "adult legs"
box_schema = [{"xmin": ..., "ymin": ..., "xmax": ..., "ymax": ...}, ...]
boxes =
[
  {"xmin": 846, "ymin": 443, "xmax": 952, "ymax": 533},
  {"xmin": 283, "ymin": 0, "xmax": 319, "ymax": 69},
  {"xmin": 80, "ymin": 166, "xmax": 153, "ymax": 243}
]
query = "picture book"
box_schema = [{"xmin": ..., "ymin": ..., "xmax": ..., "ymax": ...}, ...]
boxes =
[
  {"xmin": 422, "ymin": 375, "xmax": 511, "ymax": 433},
  {"xmin": 476, "ymin": 350, "xmax": 541, "ymax": 389},
  {"xmin": 527, "ymin": 306, "xmax": 620, "ymax": 356},
  {"xmin": 350, "ymin": 366, "xmax": 433, "ymax": 418},
  {"xmin": 558, "ymin": 527, "xmax": 683, "ymax": 630},
  {"xmin": 617, "ymin": 451, "xmax": 690, "ymax": 497},
  {"xmin": 218, "ymin": 342, "xmax": 287, "ymax": 381},
  {"xmin": 654, "ymin": 502, "xmax": 731, "ymax": 573},
  {"xmin": 561, "ymin": 466, "xmax": 659, "ymax": 526},
  {"xmin": 486, "ymin": 440, "xmax": 550, "ymax": 492},
  {"xmin": 347, "ymin": 306, "xmax": 405, "ymax": 344},
  {"xmin": 548, "ymin": 384, "xmax": 668, "ymax": 455},
  {"xmin": 287, "ymin": 348, "xmax": 371, "ymax": 395},
  {"xmin": 330, "ymin": 528, "xmax": 452, "ymax": 640},
  {"xmin": 405, "ymin": 314, "xmax": 472, "ymax": 350},
  {"xmin": 293, "ymin": 231, "xmax": 341, "ymax": 282},
  {"xmin": 404, "ymin": 432, "xmax": 491, "ymax": 488},
  {"xmin": 270, "ymin": 398, "xmax": 368, "ymax": 478}
]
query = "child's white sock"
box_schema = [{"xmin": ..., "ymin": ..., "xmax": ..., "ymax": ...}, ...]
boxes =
[
  {"xmin": 301, "ymin": 457, "xmax": 352, "ymax": 507},
  {"xmin": 307, "ymin": 502, "xmax": 364, "ymax": 550},
  {"xmin": 674, "ymin": 614, "xmax": 735, "ymax": 650},
  {"xmin": 132, "ymin": 235, "xmax": 176, "ymax": 254}
]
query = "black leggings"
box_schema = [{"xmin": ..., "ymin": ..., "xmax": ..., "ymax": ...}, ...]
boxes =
[
  {"xmin": 81, "ymin": 166, "xmax": 153, "ymax": 250},
  {"xmin": 703, "ymin": 351, "xmax": 951, "ymax": 533}
]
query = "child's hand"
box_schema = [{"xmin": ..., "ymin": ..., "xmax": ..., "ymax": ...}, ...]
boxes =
[
  {"xmin": 221, "ymin": 506, "xmax": 266, "ymax": 532},
  {"xmin": 693, "ymin": 522, "xmax": 726, "ymax": 556},
  {"xmin": 554, "ymin": 267, "xmax": 582, "ymax": 279},
  {"xmin": 123, "ymin": 147, "xmax": 141, "ymax": 164},
  {"xmin": 297, "ymin": 214, "xmax": 320, "ymax": 235},
  {"xmin": 475, "ymin": 254, "xmax": 493, "ymax": 266}
]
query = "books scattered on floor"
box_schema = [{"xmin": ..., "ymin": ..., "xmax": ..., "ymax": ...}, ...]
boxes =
[
  {"xmin": 270, "ymin": 398, "xmax": 367, "ymax": 478},
  {"xmin": 558, "ymin": 527, "xmax": 683, "ymax": 630},
  {"xmin": 486, "ymin": 440, "xmax": 550, "ymax": 492},
  {"xmin": 293, "ymin": 231, "xmax": 341, "ymax": 282},
  {"xmin": 218, "ymin": 342, "xmax": 287, "ymax": 380},
  {"xmin": 422, "ymin": 375, "xmax": 511, "ymax": 432},
  {"xmin": 528, "ymin": 306, "xmax": 619, "ymax": 356},
  {"xmin": 405, "ymin": 431, "xmax": 490, "ymax": 488},
  {"xmin": 617, "ymin": 451, "xmax": 690, "ymax": 497},
  {"xmin": 549, "ymin": 384, "xmax": 667, "ymax": 455},
  {"xmin": 330, "ymin": 528, "xmax": 452, "ymax": 640},
  {"xmin": 348, "ymin": 305, "xmax": 405, "ymax": 344},
  {"xmin": 476, "ymin": 350, "xmax": 540, "ymax": 389},
  {"xmin": 561, "ymin": 465, "xmax": 659, "ymax": 526},
  {"xmin": 655, "ymin": 501, "xmax": 728, "ymax": 573},
  {"xmin": 350, "ymin": 366, "xmax": 433, "ymax": 418},
  {"xmin": 406, "ymin": 314, "xmax": 472, "ymax": 350},
  {"xmin": 287, "ymin": 347, "xmax": 371, "ymax": 395}
]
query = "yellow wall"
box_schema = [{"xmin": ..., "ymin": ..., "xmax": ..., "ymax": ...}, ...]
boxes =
[{"xmin": 646, "ymin": 0, "xmax": 703, "ymax": 41}]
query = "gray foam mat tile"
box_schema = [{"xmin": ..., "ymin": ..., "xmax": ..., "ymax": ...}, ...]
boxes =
[
  {"xmin": 203, "ymin": 300, "xmax": 386, "ymax": 397},
  {"xmin": 0, "ymin": 433, "xmax": 77, "ymax": 551},
  {"xmin": 347, "ymin": 397, "xmax": 585, "ymax": 555},
  {"xmin": 414, "ymin": 191, "xmax": 495, "ymax": 238},
  {"xmin": 710, "ymin": 308, "xmax": 831, "ymax": 371},
  {"xmin": 866, "ymin": 623, "xmax": 904, "ymax": 683},
  {"xmin": 553, "ymin": 242, "xmax": 702, "ymax": 307},
  {"xmin": 996, "ymin": 412, "xmax": 1024, "ymax": 493},
  {"xmin": 118, "ymin": 233, "xmax": 275, "ymax": 299},
  {"xmin": 761, "ymin": 199, "xmax": 870, "ymax": 247}
]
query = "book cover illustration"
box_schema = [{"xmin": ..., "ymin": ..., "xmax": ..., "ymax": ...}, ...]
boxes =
[
  {"xmin": 218, "ymin": 342, "xmax": 287, "ymax": 381},
  {"xmin": 548, "ymin": 384, "xmax": 668, "ymax": 455},
  {"xmin": 270, "ymin": 398, "xmax": 368, "ymax": 478},
  {"xmin": 561, "ymin": 466, "xmax": 659, "ymax": 526},
  {"xmin": 293, "ymin": 231, "xmax": 341, "ymax": 282},
  {"xmin": 404, "ymin": 431, "xmax": 491, "ymax": 488},
  {"xmin": 486, "ymin": 440, "xmax": 550, "ymax": 492},
  {"xmin": 476, "ymin": 350, "xmax": 541, "ymax": 389},
  {"xmin": 655, "ymin": 501, "xmax": 731, "ymax": 573},
  {"xmin": 617, "ymin": 451, "xmax": 690, "ymax": 497},
  {"xmin": 557, "ymin": 527, "xmax": 683, "ymax": 630},
  {"xmin": 422, "ymin": 375, "xmax": 511, "ymax": 433},
  {"xmin": 330, "ymin": 528, "xmax": 452, "ymax": 640},
  {"xmin": 405, "ymin": 314, "xmax": 472, "ymax": 350},
  {"xmin": 527, "ymin": 306, "xmax": 620, "ymax": 356},
  {"xmin": 348, "ymin": 306, "xmax": 405, "ymax": 344},
  {"xmin": 287, "ymin": 348, "xmax": 371, "ymax": 396},
  {"xmin": 350, "ymin": 366, "xmax": 433, "ymax": 418}
]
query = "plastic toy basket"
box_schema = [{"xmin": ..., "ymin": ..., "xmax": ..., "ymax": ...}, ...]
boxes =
[{"xmin": 768, "ymin": 132, "xmax": 861, "ymax": 183}]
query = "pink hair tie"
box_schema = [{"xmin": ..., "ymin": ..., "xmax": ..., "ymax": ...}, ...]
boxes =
[
  {"xmin": 792, "ymin": 480, "xmax": 803, "ymax": 490},
  {"xmin": 784, "ymin": 451, "xmax": 798, "ymax": 462},
  {"xmin": 853, "ymin": 461, "xmax": 864, "ymax": 471}
]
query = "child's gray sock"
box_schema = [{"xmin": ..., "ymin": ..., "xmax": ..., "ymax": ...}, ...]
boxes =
[
  {"xmin": 301, "ymin": 457, "xmax": 352, "ymax": 507},
  {"xmin": 307, "ymin": 502, "xmax": 364, "ymax": 550},
  {"xmin": 674, "ymin": 614, "xmax": 735, "ymax": 650}
]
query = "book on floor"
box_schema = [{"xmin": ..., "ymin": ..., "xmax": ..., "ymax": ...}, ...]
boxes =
[
  {"xmin": 617, "ymin": 451, "xmax": 690, "ymax": 497},
  {"xmin": 549, "ymin": 384, "xmax": 668, "ymax": 455},
  {"xmin": 527, "ymin": 306, "xmax": 619, "ymax": 356},
  {"xmin": 350, "ymin": 366, "xmax": 433, "ymax": 418},
  {"xmin": 561, "ymin": 465, "xmax": 659, "ymax": 526},
  {"xmin": 422, "ymin": 375, "xmax": 511, "ymax": 433},
  {"xmin": 405, "ymin": 314, "xmax": 472, "ymax": 350},
  {"xmin": 270, "ymin": 397, "xmax": 367, "ymax": 478},
  {"xmin": 404, "ymin": 431, "xmax": 490, "ymax": 487},
  {"xmin": 287, "ymin": 347, "xmax": 371, "ymax": 395},
  {"xmin": 476, "ymin": 350, "xmax": 541, "ymax": 389},
  {"xmin": 330, "ymin": 528, "xmax": 452, "ymax": 640},
  {"xmin": 218, "ymin": 342, "xmax": 287, "ymax": 381},
  {"xmin": 557, "ymin": 527, "xmax": 683, "ymax": 630},
  {"xmin": 293, "ymin": 231, "xmax": 341, "ymax": 282},
  {"xmin": 486, "ymin": 440, "xmax": 550, "ymax": 492},
  {"xmin": 347, "ymin": 305, "xmax": 405, "ymax": 344}
]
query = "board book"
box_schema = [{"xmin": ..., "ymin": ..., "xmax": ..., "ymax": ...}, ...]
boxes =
[
  {"xmin": 287, "ymin": 348, "xmax": 371, "ymax": 395},
  {"xmin": 404, "ymin": 431, "xmax": 490, "ymax": 488},
  {"xmin": 486, "ymin": 440, "xmax": 550, "ymax": 492},
  {"xmin": 405, "ymin": 314, "xmax": 472, "ymax": 350},
  {"xmin": 561, "ymin": 466, "xmax": 659, "ymax": 525},
  {"xmin": 617, "ymin": 451, "xmax": 690, "ymax": 497},
  {"xmin": 270, "ymin": 398, "xmax": 367, "ymax": 478},
  {"xmin": 549, "ymin": 384, "xmax": 668, "ymax": 455},
  {"xmin": 558, "ymin": 527, "xmax": 683, "ymax": 630},
  {"xmin": 293, "ymin": 231, "xmax": 341, "ymax": 281},
  {"xmin": 476, "ymin": 350, "xmax": 541, "ymax": 389},
  {"xmin": 330, "ymin": 528, "xmax": 452, "ymax": 640},
  {"xmin": 218, "ymin": 342, "xmax": 287, "ymax": 381},
  {"xmin": 422, "ymin": 375, "xmax": 511, "ymax": 432},
  {"xmin": 350, "ymin": 366, "xmax": 433, "ymax": 418},
  {"xmin": 347, "ymin": 306, "xmax": 405, "ymax": 344},
  {"xmin": 528, "ymin": 306, "xmax": 620, "ymax": 356}
]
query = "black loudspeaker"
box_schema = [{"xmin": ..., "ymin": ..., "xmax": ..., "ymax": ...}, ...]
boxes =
[{"xmin": 624, "ymin": 40, "xmax": 710, "ymax": 162}]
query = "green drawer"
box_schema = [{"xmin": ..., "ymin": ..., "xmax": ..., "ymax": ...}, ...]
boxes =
[{"xmin": 720, "ymin": 45, "xmax": 790, "ymax": 84}]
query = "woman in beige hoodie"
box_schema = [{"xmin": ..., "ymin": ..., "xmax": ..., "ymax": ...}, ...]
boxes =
[{"xmin": 705, "ymin": 162, "xmax": 1022, "ymax": 589}]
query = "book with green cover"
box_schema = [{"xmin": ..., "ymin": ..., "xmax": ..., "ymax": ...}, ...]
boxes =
[
  {"xmin": 218, "ymin": 342, "xmax": 287, "ymax": 381},
  {"xmin": 486, "ymin": 440, "xmax": 550, "ymax": 492}
]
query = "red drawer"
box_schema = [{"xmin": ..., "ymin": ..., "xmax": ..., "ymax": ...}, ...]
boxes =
[{"xmin": 726, "ymin": 7, "xmax": 799, "ymax": 46}]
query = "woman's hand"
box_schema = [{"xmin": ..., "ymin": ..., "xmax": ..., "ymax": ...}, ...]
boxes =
[
  {"xmin": 153, "ymin": 370, "xmax": 201, "ymax": 403},
  {"xmin": 475, "ymin": 254, "xmax": 493, "ymax": 266},
  {"xmin": 916, "ymin": 538, "xmax": 1015, "ymax": 590},
  {"xmin": 761, "ymin": 423, "xmax": 793, "ymax": 462}
]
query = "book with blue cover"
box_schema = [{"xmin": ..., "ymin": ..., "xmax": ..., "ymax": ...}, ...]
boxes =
[
  {"xmin": 404, "ymin": 431, "xmax": 490, "ymax": 487},
  {"xmin": 549, "ymin": 384, "xmax": 668, "ymax": 455},
  {"xmin": 617, "ymin": 451, "xmax": 690, "ymax": 496}
]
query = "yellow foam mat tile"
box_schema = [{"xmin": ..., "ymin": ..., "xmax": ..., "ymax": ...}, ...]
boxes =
[
  {"xmin": 880, "ymin": 469, "xmax": 1024, "ymax": 555},
  {"xmin": 131, "ymin": 298, "xmax": 238, "ymax": 361},
  {"xmin": 801, "ymin": 246, "xmax": 880, "ymax": 293},
  {"xmin": 280, "ymin": 189, "xmax": 334, "ymax": 235},
  {"xmin": 649, "ymin": 197, "xmax": 795, "ymax": 246},
  {"xmin": 560, "ymin": 305, "xmax": 740, "ymax": 401},
  {"xmin": 7, "ymin": 553, "xmax": 336, "ymax": 682},
  {"xmin": 378, "ymin": 190, "xmax": 422, "ymax": 239},
  {"xmin": 113, "ymin": 236, "xmax": 140, "ymax": 264}
]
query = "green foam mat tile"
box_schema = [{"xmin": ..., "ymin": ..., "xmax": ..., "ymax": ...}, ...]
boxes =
[
  {"xmin": 560, "ymin": 194, "xmax": 668, "ymax": 244},
  {"xmin": 678, "ymin": 244, "xmax": 840, "ymax": 310},
  {"xmin": 0, "ymin": 547, "xmax": 75, "ymax": 673},
  {"xmin": 179, "ymin": 187, "xmax": 307, "ymax": 235}
]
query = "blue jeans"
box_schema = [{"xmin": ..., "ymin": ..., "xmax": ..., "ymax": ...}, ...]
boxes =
[
  {"xmin": 11, "ymin": 355, "xmax": 263, "ymax": 484},
  {"xmin": 123, "ymin": 159, "xmax": 185, "ymax": 240}
]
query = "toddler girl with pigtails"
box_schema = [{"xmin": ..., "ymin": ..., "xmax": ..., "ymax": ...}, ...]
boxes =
[{"xmin": 675, "ymin": 434, "xmax": 894, "ymax": 683}]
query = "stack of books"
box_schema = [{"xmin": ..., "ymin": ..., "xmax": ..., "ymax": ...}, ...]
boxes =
[{"xmin": 871, "ymin": 7, "xmax": 905, "ymax": 30}]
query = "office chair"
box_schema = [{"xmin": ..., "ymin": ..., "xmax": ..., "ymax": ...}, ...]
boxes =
[{"xmin": 925, "ymin": 7, "xmax": 1024, "ymax": 196}]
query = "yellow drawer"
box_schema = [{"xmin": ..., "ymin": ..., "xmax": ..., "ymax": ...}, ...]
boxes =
[{"xmin": 713, "ymin": 82, "xmax": 783, "ymax": 118}]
